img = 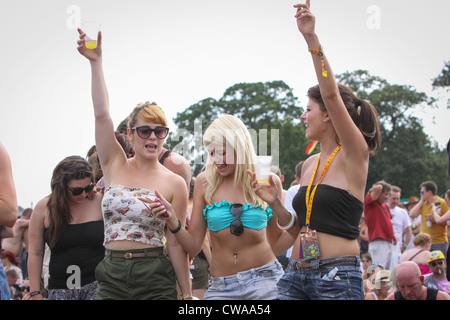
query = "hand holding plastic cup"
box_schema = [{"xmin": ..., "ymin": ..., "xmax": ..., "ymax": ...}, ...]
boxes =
[
  {"xmin": 82, "ymin": 21, "xmax": 100, "ymax": 49},
  {"xmin": 255, "ymin": 156, "xmax": 273, "ymax": 185}
]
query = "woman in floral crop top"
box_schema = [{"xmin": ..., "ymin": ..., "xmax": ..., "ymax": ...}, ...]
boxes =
[{"xmin": 77, "ymin": 29, "xmax": 190, "ymax": 300}]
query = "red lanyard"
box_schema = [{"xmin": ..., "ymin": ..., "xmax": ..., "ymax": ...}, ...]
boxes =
[{"xmin": 305, "ymin": 144, "xmax": 341, "ymax": 228}]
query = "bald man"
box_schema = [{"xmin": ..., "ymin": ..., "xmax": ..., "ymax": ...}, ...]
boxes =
[{"xmin": 386, "ymin": 261, "xmax": 450, "ymax": 300}]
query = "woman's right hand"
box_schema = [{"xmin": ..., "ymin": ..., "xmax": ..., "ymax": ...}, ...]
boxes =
[{"xmin": 77, "ymin": 28, "xmax": 102, "ymax": 62}]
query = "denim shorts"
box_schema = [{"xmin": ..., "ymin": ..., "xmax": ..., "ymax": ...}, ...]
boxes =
[
  {"xmin": 204, "ymin": 260, "xmax": 284, "ymax": 300},
  {"xmin": 277, "ymin": 255, "xmax": 363, "ymax": 300}
]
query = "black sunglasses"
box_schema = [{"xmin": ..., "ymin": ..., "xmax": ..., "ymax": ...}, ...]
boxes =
[
  {"xmin": 230, "ymin": 204, "xmax": 244, "ymax": 236},
  {"xmin": 131, "ymin": 125, "xmax": 169, "ymax": 139},
  {"xmin": 430, "ymin": 260, "xmax": 444, "ymax": 267},
  {"xmin": 67, "ymin": 183, "xmax": 95, "ymax": 196}
]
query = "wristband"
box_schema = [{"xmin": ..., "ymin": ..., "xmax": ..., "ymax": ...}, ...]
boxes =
[
  {"xmin": 169, "ymin": 219, "xmax": 182, "ymax": 233},
  {"xmin": 30, "ymin": 291, "xmax": 42, "ymax": 297}
]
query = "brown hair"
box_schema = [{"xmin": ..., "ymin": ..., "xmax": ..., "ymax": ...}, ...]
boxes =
[
  {"xmin": 421, "ymin": 181, "xmax": 437, "ymax": 195},
  {"xmin": 47, "ymin": 156, "xmax": 93, "ymax": 248},
  {"xmin": 307, "ymin": 84, "xmax": 381, "ymax": 154}
]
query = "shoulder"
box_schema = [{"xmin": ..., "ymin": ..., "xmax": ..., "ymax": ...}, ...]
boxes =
[
  {"xmin": 385, "ymin": 292, "xmax": 395, "ymax": 300},
  {"xmin": 437, "ymin": 290, "xmax": 450, "ymax": 300},
  {"xmin": 30, "ymin": 197, "xmax": 50, "ymax": 226}
]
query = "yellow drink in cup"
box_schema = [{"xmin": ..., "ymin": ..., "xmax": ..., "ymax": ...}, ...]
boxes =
[
  {"xmin": 255, "ymin": 156, "xmax": 273, "ymax": 185},
  {"xmin": 82, "ymin": 21, "xmax": 100, "ymax": 50},
  {"xmin": 85, "ymin": 40, "xmax": 97, "ymax": 49}
]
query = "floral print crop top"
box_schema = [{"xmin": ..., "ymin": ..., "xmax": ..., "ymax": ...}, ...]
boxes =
[{"xmin": 102, "ymin": 185, "xmax": 166, "ymax": 247}]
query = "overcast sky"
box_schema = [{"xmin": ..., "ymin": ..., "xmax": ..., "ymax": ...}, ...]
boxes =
[{"xmin": 1, "ymin": 0, "xmax": 449, "ymax": 209}]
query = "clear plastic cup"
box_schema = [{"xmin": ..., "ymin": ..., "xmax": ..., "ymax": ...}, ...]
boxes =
[
  {"xmin": 82, "ymin": 21, "xmax": 100, "ymax": 49},
  {"xmin": 255, "ymin": 156, "xmax": 273, "ymax": 185}
]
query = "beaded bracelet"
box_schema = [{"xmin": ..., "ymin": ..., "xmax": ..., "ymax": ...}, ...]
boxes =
[{"xmin": 309, "ymin": 45, "xmax": 328, "ymax": 78}]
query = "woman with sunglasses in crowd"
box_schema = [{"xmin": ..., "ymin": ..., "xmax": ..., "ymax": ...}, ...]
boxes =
[
  {"xmin": 248, "ymin": 1, "xmax": 382, "ymax": 300},
  {"xmin": 28, "ymin": 156, "xmax": 104, "ymax": 300},
  {"xmin": 144, "ymin": 114, "xmax": 290, "ymax": 300},
  {"xmin": 76, "ymin": 29, "xmax": 190, "ymax": 300}
]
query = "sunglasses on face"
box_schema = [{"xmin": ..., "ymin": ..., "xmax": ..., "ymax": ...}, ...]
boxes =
[
  {"xmin": 67, "ymin": 183, "xmax": 95, "ymax": 196},
  {"xmin": 430, "ymin": 260, "xmax": 444, "ymax": 267},
  {"xmin": 131, "ymin": 125, "xmax": 169, "ymax": 139},
  {"xmin": 230, "ymin": 204, "xmax": 244, "ymax": 236}
]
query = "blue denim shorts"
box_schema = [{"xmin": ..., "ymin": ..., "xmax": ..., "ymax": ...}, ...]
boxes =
[
  {"xmin": 277, "ymin": 255, "xmax": 363, "ymax": 300},
  {"xmin": 204, "ymin": 260, "xmax": 284, "ymax": 300}
]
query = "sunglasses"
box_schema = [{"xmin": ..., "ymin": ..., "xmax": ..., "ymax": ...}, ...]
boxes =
[
  {"xmin": 67, "ymin": 183, "xmax": 95, "ymax": 196},
  {"xmin": 230, "ymin": 204, "xmax": 244, "ymax": 236},
  {"xmin": 430, "ymin": 260, "xmax": 444, "ymax": 267},
  {"xmin": 131, "ymin": 125, "xmax": 169, "ymax": 139}
]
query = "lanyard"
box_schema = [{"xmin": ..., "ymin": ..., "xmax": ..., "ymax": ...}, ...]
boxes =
[{"xmin": 305, "ymin": 144, "xmax": 341, "ymax": 229}]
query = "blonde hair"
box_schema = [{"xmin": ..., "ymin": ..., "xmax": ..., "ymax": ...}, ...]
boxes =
[{"xmin": 203, "ymin": 114, "xmax": 266, "ymax": 208}]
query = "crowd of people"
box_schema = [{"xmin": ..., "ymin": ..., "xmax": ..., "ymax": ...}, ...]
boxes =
[{"xmin": 1, "ymin": 1, "xmax": 449, "ymax": 301}]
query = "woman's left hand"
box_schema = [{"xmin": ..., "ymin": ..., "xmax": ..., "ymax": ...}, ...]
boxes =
[{"xmin": 247, "ymin": 170, "xmax": 279, "ymax": 206}]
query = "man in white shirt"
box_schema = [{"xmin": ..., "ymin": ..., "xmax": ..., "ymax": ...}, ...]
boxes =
[{"xmin": 388, "ymin": 186, "xmax": 412, "ymax": 271}]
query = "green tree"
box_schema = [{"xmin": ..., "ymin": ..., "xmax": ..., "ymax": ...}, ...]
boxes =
[{"xmin": 167, "ymin": 80, "xmax": 309, "ymax": 185}]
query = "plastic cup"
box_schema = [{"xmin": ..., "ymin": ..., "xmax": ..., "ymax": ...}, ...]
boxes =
[
  {"xmin": 255, "ymin": 156, "xmax": 273, "ymax": 185},
  {"xmin": 82, "ymin": 21, "xmax": 100, "ymax": 49}
]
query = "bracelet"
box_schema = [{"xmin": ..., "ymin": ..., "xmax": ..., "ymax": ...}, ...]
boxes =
[
  {"xmin": 309, "ymin": 45, "xmax": 328, "ymax": 78},
  {"xmin": 179, "ymin": 294, "xmax": 199, "ymax": 300},
  {"xmin": 277, "ymin": 210, "xmax": 296, "ymax": 230},
  {"xmin": 30, "ymin": 291, "xmax": 42, "ymax": 297},
  {"xmin": 169, "ymin": 218, "xmax": 182, "ymax": 233}
]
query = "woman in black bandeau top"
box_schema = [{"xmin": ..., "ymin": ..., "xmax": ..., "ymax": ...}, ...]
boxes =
[
  {"xmin": 28, "ymin": 156, "xmax": 104, "ymax": 300},
  {"xmin": 250, "ymin": 1, "xmax": 381, "ymax": 300}
]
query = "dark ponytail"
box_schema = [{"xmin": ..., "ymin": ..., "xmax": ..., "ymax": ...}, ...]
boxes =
[{"xmin": 307, "ymin": 84, "xmax": 381, "ymax": 154}]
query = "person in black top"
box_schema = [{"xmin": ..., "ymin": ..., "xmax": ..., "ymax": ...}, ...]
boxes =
[
  {"xmin": 249, "ymin": 1, "xmax": 381, "ymax": 300},
  {"xmin": 386, "ymin": 261, "xmax": 450, "ymax": 300},
  {"xmin": 28, "ymin": 156, "xmax": 104, "ymax": 300}
]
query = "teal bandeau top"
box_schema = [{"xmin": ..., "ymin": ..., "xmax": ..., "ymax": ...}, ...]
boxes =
[{"xmin": 203, "ymin": 200, "xmax": 273, "ymax": 232}]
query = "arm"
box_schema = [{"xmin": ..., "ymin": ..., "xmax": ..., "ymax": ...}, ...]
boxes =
[
  {"xmin": 160, "ymin": 176, "xmax": 191, "ymax": 298},
  {"xmin": 145, "ymin": 173, "xmax": 209, "ymax": 257},
  {"xmin": 294, "ymin": 1, "xmax": 368, "ymax": 159},
  {"xmin": 249, "ymin": 171, "xmax": 301, "ymax": 240},
  {"xmin": 409, "ymin": 200, "xmax": 423, "ymax": 219},
  {"xmin": 77, "ymin": 29, "xmax": 126, "ymax": 180},
  {"xmin": 0, "ymin": 142, "xmax": 18, "ymax": 228},
  {"xmin": 369, "ymin": 184, "xmax": 383, "ymax": 202},
  {"xmin": 27, "ymin": 198, "xmax": 48, "ymax": 300},
  {"xmin": 432, "ymin": 204, "xmax": 450, "ymax": 225}
]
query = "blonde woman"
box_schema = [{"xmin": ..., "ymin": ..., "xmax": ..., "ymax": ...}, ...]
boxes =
[
  {"xmin": 144, "ymin": 114, "xmax": 288, "ymax": 300},
  {"xmin": 77, "ymin": 28, "xmax": 190, "ymax": 299}
]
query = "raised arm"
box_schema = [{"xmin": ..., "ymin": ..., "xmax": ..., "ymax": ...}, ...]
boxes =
[
  {"xmin": 0, "ymin": 142, "xmax": 18, "ymax": 228},
  {"xmin": 77, "ymin": 29, "xmax": 126, "ymax": 179},
  {"xmin": 294, "ymin": 1, "xmax": 368, "ymax": 157}
]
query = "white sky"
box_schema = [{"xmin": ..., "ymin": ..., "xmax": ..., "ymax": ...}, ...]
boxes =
[{"xmin": 1, "ymin": 0, "xmax": 449, "ymax": 209}]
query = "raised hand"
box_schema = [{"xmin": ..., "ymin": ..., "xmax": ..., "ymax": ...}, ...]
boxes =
[
  {"xmin": 77, "ymin": 28, "xmax": 102, "ymax": 62},
  {"xmin": 294, "ymin": 0, "xmax": 316, "ymax": 38}
]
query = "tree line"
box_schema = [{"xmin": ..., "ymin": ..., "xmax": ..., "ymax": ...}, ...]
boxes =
[{"xmin": 166, "ymin": 67, "xmax": 449, "ymax": 199}]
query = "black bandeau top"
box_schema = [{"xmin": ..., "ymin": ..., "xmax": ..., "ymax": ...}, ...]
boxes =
[{"xmin": 292, "ymin": 184, "xmax": 363, "ymax": 239}]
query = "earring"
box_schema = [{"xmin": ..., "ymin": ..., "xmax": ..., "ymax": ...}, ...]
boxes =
[{"xmin": 323, "ymin": 119, "xmax": 327, "ymax": 123}]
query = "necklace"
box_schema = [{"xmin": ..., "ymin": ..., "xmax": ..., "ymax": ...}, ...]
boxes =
[{"xmin": 300, "ymin": 143, "xmax": 341, "ymax": 260}]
